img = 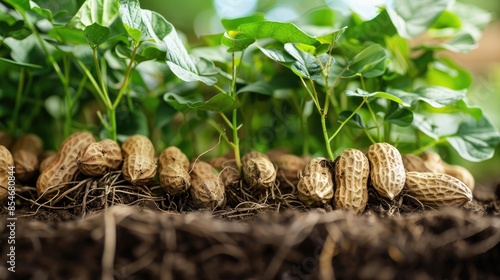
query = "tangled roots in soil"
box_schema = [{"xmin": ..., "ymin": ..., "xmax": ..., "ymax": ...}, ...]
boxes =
[{"xmin": 1, "ymin": 205, "xmax": 499, "ymax": 279}]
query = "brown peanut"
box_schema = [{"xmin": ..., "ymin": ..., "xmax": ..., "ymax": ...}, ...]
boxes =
[
  {"xmin": 267, "ymin": 150, "xmax": 306, "ymax": 188},
  {"xmin": 158, "ymin": 146, "xmax": 190, "ymax": 194},
  {"xmin": 0, "ymin": 145, "xmax": 14, "ymax": 201},
  {"xmin": 420, "ymin": 151, "xmax": 446, "ymax": 173},
  {"xmin": 297, "ymin": 157, "xmax": 334, "ymax": 206},
  {"xmin": 405, "ymin": 171, "xmax": 473, "ymax": 207},
  {"xmin": 443, "ymin": 164, "xmax": 475, "ymax": 191},
  {"xmin": 402, "ymin": 154, "xmax": 431, "ymax": 172},
  {"xmin": 39, "ymin": 154, "xmax": 56, "ymax": 173},
  {"xmin": 242, "ymin": 151, "xmax": 276, "ymax": 190},
  {"xmin": 367, "ymin": 142, "xmax": 406, "ymax": 200},
  {"xmin": 334, "ymin": 149, "xmax": 369, "ymax": 213},
  {"xmin": 12, "ymin": 134, "xmax": 43, "ymax": 182},
  {"xmin": 77, "ymin": 139, "xmax": 122, "ymax": 176},
  {"xmin": 121, "ymin": 135, "xmax": 156, "ymax": 185},
  {"xmin": 189, "ymin": 161, "xmax": 224, "ymax": 208},
  {"xmin": 37, "ymin": 131, "xmax": 96, "ymax": 196}
]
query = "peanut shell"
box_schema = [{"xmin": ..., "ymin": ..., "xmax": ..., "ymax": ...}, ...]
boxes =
[
  {"xmin": 242, "ymin": 151, "xmax": 276, "ymax": 190},
  {"xmin": 77, "ymin": 139, "xmax": 122, "ymax": 176},
  {"xmin": 189, "ymin": 161, "xmax": 224, "ymax": 208},
  {"xmin": 367, "ymin": 142, "xmax": 406, "ymax": 200},
  {"xmin": 334, "ymin": 149, "xmax": 369, "ymax": 213},
  {"xmin": 297, "ymin": 157, "xmax": 334, "ymax": 206}
]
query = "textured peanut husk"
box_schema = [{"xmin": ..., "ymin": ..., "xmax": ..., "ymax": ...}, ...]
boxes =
[
  {"xmin": 405, "ymin": 171, "xmax": 473, "ymax": 207},
  {"xmin": 334, "ymin": 149, "xmax": 369, "ymax": 214},
  {"xmin": 13, "ymin": 150, "xmax": 39, "ymax": 182},
  {"xmin": 297, "ymin": 157, "xmax": 334, "ymax": 206},
  {"xmin": 36, "ymin": 132, "xmax": 96, "ymax": 196},
  {"xmin": 267, "ymin": 150, "xmax": 306, "ymax": 188},
  {"xmin": 242, "ymin": 151, "xmax": 276, "ymax": 190},
  {"xmin": 443, "ymin": 164, "xmax": 475, "ymax": 191},
  {"xmin": 0, "ymin": 145, "xmax": 14, "ymax": 201},
  {"xmin": 158, "ymin": 146, "xmax": 191, "ymax": 194},
  {"xmin": 77, "ymin": 139, "xmax": 122, "ymax": 176},
  {"xmin": 11, "ymin": 134, "xmax": 43, "ymax": 182},
  {"xmin": 368, "ymin": 143, "xmax": 406, "ymax": 200},
  {"xmin": 122, "ymin": 154, "xmax": 156, "ymax": 186},
  {"xmin": 39, "ymin": 154, "xmax": 56, "ymax": 173},
  {"xmin": 189, "ymin": 161, "xmax": 224, "ymax": 208},
  {"xmin": 121, "ymin": 135, "xmax": 155, "ymax": 159}
]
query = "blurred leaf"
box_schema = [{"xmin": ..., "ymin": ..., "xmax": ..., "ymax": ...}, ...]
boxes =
[
  {"xmin": 387, "ymin": 86, "xmax": 466, "ymax": 108},
  {"xmin": 48, "ymin": 26, "xmax": 87, "ymax": 44},
  {"xmin": 344, "ymin": 44, "xmax": 387, "ymax": 78},
  {"xmin": 238, "ymin": 21, "xmax": 318, "ymax": 45},
  {"xmin": 427, "ymin": 58, "xmax": 472, "ymax": 89},
  {"xmin": 68, "ymin": 0, "xmax": 119, "ymax": 29},
  {"xmin": 346, "ymin": 11, "xmax": 396, "ymax": 44},
  {"xmin": 339, "ymin": 111, "xmax": 366, "ymax": 129},
  {"xmin": 84, "ymin": 22, "xmax": 110, "ymax": 47},
  {"xmin": 431, "ymin": 10, "xmax": 462, "ymax": 29},
  {"xmin": 164, "ymin": 92, "xmax": 238, "ymax": 113},
  {"xmin": 386, "ymin": 0, "xmax": 451, "ymax": 39},
  {"xmin": 119, "ymin": 0, "xmax": 145, "ymax": 41},
  {"xmin": 446, "ymin": 115, "xmax": 500, "ymax": 161},
  {"xmin": 3, "ymin": 0, "xmax": 30, "ymax": 14}
]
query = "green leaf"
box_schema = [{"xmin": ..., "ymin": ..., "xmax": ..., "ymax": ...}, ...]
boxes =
[
  {"xmin": 338, "ymin": 111, "xmax": 366, "ymax": 129},
  {"xmin": 48, "ymin": 26, "xmax": 87, "ymax": 44},
  {"xmin": 164, "ymin": 29, "xmax": 217, "ymax": 86},
  {"xmin": 221, "ymin": 31, "xmax": 255, "ymax": 52},
  {"xmin": 84, "ymin": 22, "xmax": 110, "ymax": 47},
  {"xmin": 387, "ymin": 86, "xmax": 466, "ymax": 108},
  {"xmin": 345, "ymin": 10, "xmax": 396, "ymax": 44},
  {"xmin": 284, "ymin": 43, "xmax": 325, "ymax": 81},
  {"xmin": 446, "ymin": 115, "xmax": 500, "ymax": 161},
  {"xmin": 139, "ymin": 9, "xmax": 173, "ymax": 42},
  {"xmin": 68, "ymin": 0, "xmax": 119, "ymax": 29},
  {"xmin": 386, "ymin": 0, "xmax": 452, "ymax": 39},
  {"xmin": 30, "ymin": 1, "xmax": 53, "ymax": 21},
  {"xmin": 316, "ymin": 26, "xmax": 347, "ymax": 45},
  {"xmin": 257, "ymin": 46, "xmax": 295, "ymax": 65},
  {"xmin": 238, "ymin": 21, "xmax": 319, "ymax": 45},
  {"xmin": 345, "ymin": 89, "xmax": 404, "ymax": 105},
  {"xmin": 163, "ymin": 93, "xmax": 238, "ymax": 113},
  {"xmin": 221, "ymin": 14, "xmax": 265, "ymax": 30},
  {"xmin": 119, "ymin": 0, "xmax": 145, "ymax": 41},
  {"xmin": 384, "ymin": 102, "xmax": 413, "ymax": 127},
  {"xmin": 344, "ymin": 44, "xmax": 387, "ymax": 78}
]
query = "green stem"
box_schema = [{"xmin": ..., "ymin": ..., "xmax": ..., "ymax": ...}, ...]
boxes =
[
  {"xmin": 329, "ymin": 98, "xmax": 367, "ymax": 143},
  {"xmin": 112, "ymin": 43, "xmax": 139, "ymax": 110},
  {"xmin": 93, "ymin": 48, "xmax": 112, "ymax": 106}
]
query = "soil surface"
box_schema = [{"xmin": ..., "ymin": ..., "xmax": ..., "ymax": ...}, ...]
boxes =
[{"xmin": 1, "ymin": 177, "xmax": 499, "ymax": 280}]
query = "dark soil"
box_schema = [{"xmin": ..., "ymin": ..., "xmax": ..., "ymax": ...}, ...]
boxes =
[{"xmin": 1, "ymin": 177, "xmax": 499, "ymax": 280}]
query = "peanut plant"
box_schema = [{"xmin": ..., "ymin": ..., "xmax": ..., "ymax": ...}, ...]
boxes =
[{"xmin": 0, "ymin": 0, "xmax": 499, "ymax": 168}]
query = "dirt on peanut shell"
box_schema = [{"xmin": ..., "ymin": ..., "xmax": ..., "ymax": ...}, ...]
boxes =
[{"xmin": 0, "ymin": 176, "xmax": 500, "ymax": 280}]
